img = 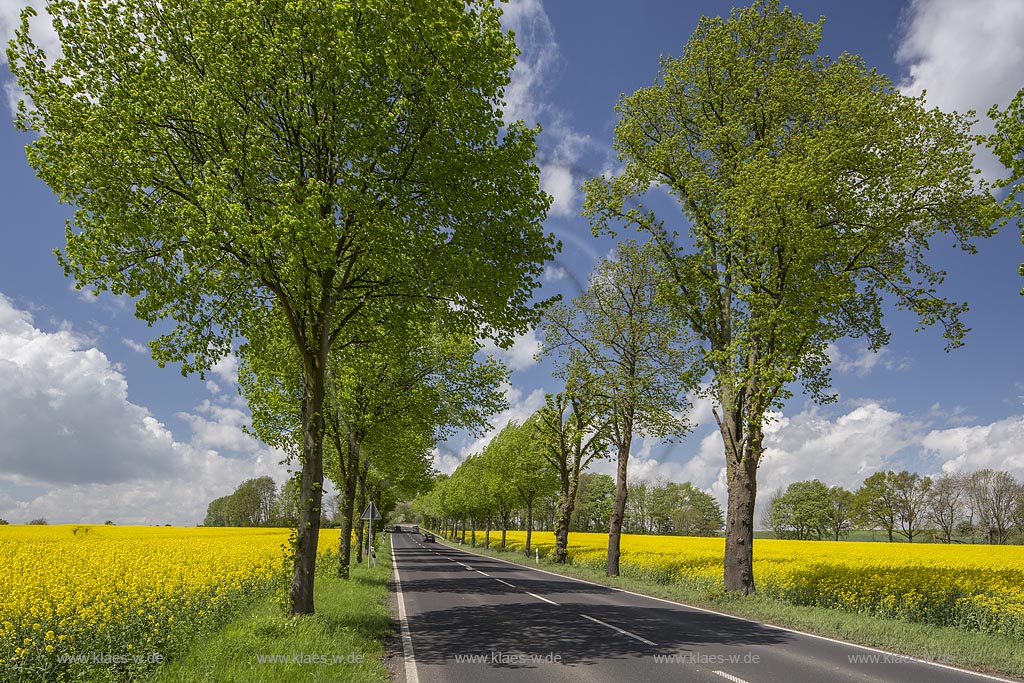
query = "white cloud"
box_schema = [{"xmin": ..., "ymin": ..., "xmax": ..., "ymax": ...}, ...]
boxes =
[
  {"xmin": 0, "ymin": 294, "xmax": 286, "ymax": 525},
  {"xmin": 897, "ymin": 0, "xmax": 1024, "ymax": 184},
  {"xmin": 482, "ymin": 327, "xmax": 541, "ymax": 371},
  {"xmin": 922, "ymin": 415, "xmax": 1024, "ymax": 478},
  {"xmin": 826, "ymin": 343, "xmax": 909, "ymax": 377},
  {"xmin": 541, "ymin": 163, "xmax": 576, "ymax": 217},
  {"xmin": 210, "ymin": 352, "xmax": 238, "ymax": 388},
  {"xmin": 543, "ymin": 264, "xmax": 567, "ymax": 282},
  {"xmin": 122, "ymin": 338, "xmax": 148, "ymax": 354}
]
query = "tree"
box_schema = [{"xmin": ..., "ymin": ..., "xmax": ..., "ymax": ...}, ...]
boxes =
[
  {"xmin": 583, "ymin": 1, "xmax": 1000, "ymax": 591},
  {"xmin": 927, "ymin": 472, "xmax": 965, "ymax": 543},
  {"xmin": 854, "ymin": 472, "xmax": 900, "ymax": 542},
  {"xmin": 665, "ymin": 482, "xmax": 724, "ymax": 537},
  {"xmin": 892, "ymin": 471, "xmax": 932, "ymax": 543},
  {"xmin": 28, "ymin": 518, "xmax": 47, "ymax": 525},
  {"xmin": 968, "ymin": 469, "xmax": 1019, "ymax": 544},
  {"xmin": 572, "ymin": 473, "xmax": 615, "ymax": 533},
  {"xmin": 531, "ymin": 365, "xmax": 609, "ymax": 563},
  {"xmin": 542, "ymin": 240, "xmax": 693, "ymax": 576},
  {"xmin": 1013, "ymin": 484, "xmax": 1024, "ymax": 536},
  {"xmin": 988, "ymin": 87, "xmax": 1024, "ymax": 294},
  {"xmin": 494, "ymin": 419, "xmax": 557, "ymax": 557},
  {"xmin": 822, "ymin": 486, "xmax": 855, "ymax": 542},
  {"xmin": 0, "ymin": 519, "xmax": 8, "ymax": 525},
  {"xmin": 10, "ymin": 0, "xmax": 554, "ymax": 615},
  {"xmin": 766, "ymin": 480, "xmax": 830, "ymax": 540}
]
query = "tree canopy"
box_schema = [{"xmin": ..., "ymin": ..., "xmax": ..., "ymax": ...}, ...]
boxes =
[
  {"xmin": 583, "ymin": 0, "xmax": 1001, "ymax": 593},
  {"xmin": 10, "ymin": 0, "xmax": 556, "ymax": 613}
]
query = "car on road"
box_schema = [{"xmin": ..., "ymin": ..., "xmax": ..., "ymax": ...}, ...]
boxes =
[
  {"xmin": 422, "ymin": 532, "xmax": 435, "ymax": 542},
  {"xmin": 411, "ymin": 525, "xmax": 419, "ymax": 533}
]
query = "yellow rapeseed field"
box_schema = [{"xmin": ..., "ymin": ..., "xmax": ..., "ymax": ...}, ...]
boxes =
[
  {"xmin": 496, "ymin": 530, "xmax": 1024, "ymax": 638},
  {"xmin": 0, "ymin": 524, "xmax": 339, "ymax": 682}
]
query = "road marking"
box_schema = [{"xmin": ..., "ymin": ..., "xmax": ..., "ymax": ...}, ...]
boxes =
[
  {"xmin": 427, "ymin": 534, "xmax": 1016, "ymax": 683},
  {"xmin": 475, "ymin": 570, "xmax": 491, "ymax": 577},
  {"xmin": 525, "ymin": 591, "xmax": 559, "ymax": 606},
  {"xmin": 580, "ymin": 613, "xmax": 656, "ymax": 646},
  {"xmin": 495, "ymin": 578, "xmax": 515, "ymax": 588},
  {"xmin": 712, "ymin": 671, "xmax": 749, "ymax": 683},
  {"xmin": 390, "ymin": 536, "xmax": 420, "ymax": 683}
]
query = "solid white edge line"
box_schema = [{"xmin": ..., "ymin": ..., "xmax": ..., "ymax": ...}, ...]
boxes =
[
  {"xmin": 427, "ymin": 533, "xmax": 1019, "ymax": 683},
  {"xmin": 391, "ymin": 535, "xmax": 420, "ymax": 683},
  {"xmin": 525, "ymin": 591, "xmax": 559, "ymax": 606},
  {"xmin": 580, "ymin": 613, "xmax": 656, "ymax": 646},
  {"xmin": 712, "ymin": 670, "xmax": 749, "ymax": 683}
]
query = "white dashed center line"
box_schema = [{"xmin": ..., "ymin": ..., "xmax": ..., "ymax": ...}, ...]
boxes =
[{"xmin": 580, "ymin": 614, "xmax": 656, "ymax": 646}]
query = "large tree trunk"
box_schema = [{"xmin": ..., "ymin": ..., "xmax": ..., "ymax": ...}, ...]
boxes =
[
  {"xmin": 336, "ymin": 431, "xmax": 359, "ymax": 578},
  {"xmin": 355, "ymin": 460, "xmax": 368, "ymax": 563},
  {"xmin": 606, "ymin": 437, "xmax": 631, "ymax": 576},
  {"xmin": 554, "ymin": 473, "xmax": 580, "ymax": 564},
  {"xmin": 524, "ymin": 500, "xmax": 534, "ymax": 556},
  {"xmin": 722, "ymin": 415, "xmax": 759, "ymax": 594},
  {"xmin": 290, "ymin": 357, "xmax": 326, "ymax": 615},
  {"xmin": 484, "ymin": 516, "xmax": 491, "ymax": 548}
]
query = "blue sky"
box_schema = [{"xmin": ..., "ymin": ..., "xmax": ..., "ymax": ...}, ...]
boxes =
[{"xmin": 0, "ymin": 0, "xmax": 1022, "ymax": 525}]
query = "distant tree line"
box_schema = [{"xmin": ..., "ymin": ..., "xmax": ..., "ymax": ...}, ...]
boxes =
[
  {"xmin": 203, "ymin": 476, "xmax": 299, "ymax": 527},
  {"xmin": 764, "ymin": 469, "xmax": 1024, "ymax": 544}
]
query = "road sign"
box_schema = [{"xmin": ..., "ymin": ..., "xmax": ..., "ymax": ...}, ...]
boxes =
[{"xmin": 360, "ymin": 502, "xmax": 382, "ymax": 521}]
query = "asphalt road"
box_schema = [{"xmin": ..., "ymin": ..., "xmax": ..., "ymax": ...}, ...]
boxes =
[{"xmin": 389, "ymin": 529, "xmax": 1017, "ymax": 683}]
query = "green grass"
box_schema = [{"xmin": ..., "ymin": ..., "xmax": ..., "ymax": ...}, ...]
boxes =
[
  {"xmin": 144, "ymin": 539, "xmax": 393, "ymax": 683},
  {"xmin": 435, "ymin": 532, "xmax": 1024, "ymax": 680}
]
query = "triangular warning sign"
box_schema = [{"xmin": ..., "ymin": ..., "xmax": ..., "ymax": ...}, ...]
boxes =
[{"xmin": 360, "ymin": 502, "xmax": 382, "ymax": 520}]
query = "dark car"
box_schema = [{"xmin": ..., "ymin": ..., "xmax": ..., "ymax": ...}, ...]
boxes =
[{"xmin": 422, "ymin": 532, "xmax": 435, "ymax": 542}]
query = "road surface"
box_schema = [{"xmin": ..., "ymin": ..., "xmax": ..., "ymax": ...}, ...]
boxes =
[{"xmin": 389, "ymin": 529, "xmax": 1016, "ymax": 683}]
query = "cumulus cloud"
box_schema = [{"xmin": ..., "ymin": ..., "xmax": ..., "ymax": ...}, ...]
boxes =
[
  {"xmin": 922, "ymin": 415, "xmax": 1024, "ymax": 478},
  {"xmin": 897, "ymin": 0, "xmax": 1024, "ymax": 183},
  {"xmin": 481, "ymin": 327, "xmax": 541, "ymax": 371},
  {"xmin": 0, "ymin": 294, "xmax": 286, "ymax": 525}
]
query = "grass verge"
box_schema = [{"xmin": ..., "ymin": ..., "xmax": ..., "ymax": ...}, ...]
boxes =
[
  {"xmin": 433, "ymin": 532, "xmax": 1024, "ymax": 680},
  {"xmin": 144, "ymin": 538, "xmax": 393, "ymax": 683}
]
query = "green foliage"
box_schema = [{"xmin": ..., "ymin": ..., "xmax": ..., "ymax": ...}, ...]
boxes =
[
  {"xmin": 583, "ymin": 0, "xmax": 1001, "ymax": 590},
  {"xmin": 766, "ymin": 480, "xmax": 832, "ymax": 540},
  {"xmin": 204, "ymin": 476, "xmax": 279, "ymax": 527},
  {"xmin": 9, "ymin": 0, "xmax": 556, "ymax": 612},
  {"xmin": 571, "ymin": 473, "xmax": 616, "ymax": 532}
]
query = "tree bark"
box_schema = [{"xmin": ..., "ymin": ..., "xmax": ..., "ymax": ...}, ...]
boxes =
[
  {"xmin": 336, "ymin": 430, "xmax": 359, "ymax": 578},
  {"xmin": 606, "ymin": 438, "xmax": 631, "ymax": 576},
  {"xmin": 289, "ymin": 356, "xmax": 326, "ymax": 615},
  {"xmin": 524, "ymin": 499, "xmax": 534, "ymax": 556},
  {"xmin": 355, "ymin": 460, "xmax": 368, "ymax": 563},
  {"xmin": 554, "ymin": 474, "xmax": 580, "ymax": 564},
  {"xmin": 722, "ymin": 419, "xmax": 760, "ymax": 594}
]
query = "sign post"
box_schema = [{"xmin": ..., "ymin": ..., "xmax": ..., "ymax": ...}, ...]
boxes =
[{"xmin": 360, "ymin": 502, "xmax": 383, "ymax": 567}]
